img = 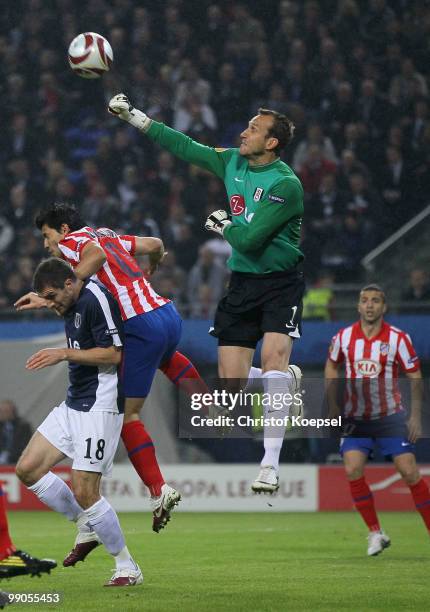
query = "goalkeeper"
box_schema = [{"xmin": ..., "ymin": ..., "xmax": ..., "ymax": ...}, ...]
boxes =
[{"xmin": 109, "ymin": 95, "xmax": 305, "ymax": 493}]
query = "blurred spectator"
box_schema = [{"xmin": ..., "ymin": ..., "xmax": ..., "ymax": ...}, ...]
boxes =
[
  {"xmin": 0, "ymin": 0, "xmax": 429, "ymax": 312},
  {"xmin": 405, "ymin": 98, "xmax": 429, "ymax": 161},
  {"xmin": 401, "ymin": 269, "xmax": 430, "ymax": 305},
  {"xmin": 188, "ymin": 246, "xmax": 228, "ymax": 310},
  {"xmin": 342, "ymin": 122, "xmax": 371, "ymax": 165},
  {"xmin": 200, "ymin": 237, "xmax": 232, "ymax": 268},
  {"xmin": 344, "ymin": 172, "xmax": 379, "ymax": 222},
  {"xmin": 378, "ymin": 146, "xmax": 414, "ymax": 232},
  {"xmin": 323, "ymin": 81, "xmax": 357, "ymax": 147},
  {"xmin": 321, "ymin": 213, "xmax": 368, "ymax": 282},
  {"xmin": 82, "ymin": 181, "xmax": 119, "ymax": 227},
  {"xmin": 389, "ymin": 58, "xmax": 428, "ymax": 112},
  {"xmin": 356, "ymin": 79, "xmax": 393, "ymax": 140},
  {"xmin": 302, "ymin": 271, "xmax": 335, "ymax": 321},
  {"xmin": 0, "ymin": 399, "xmax": 33, "ymax": 464},
  {"xmin": 117, "ymin": 165, "xmax": 141, "ymax": 213},
  {"xmin": 337, "ymin": 149, "xmax": 370, "ymax": 191},
  {"xmin": 153, "ymin": 250, "xmax": 186, "ymax": 292},
  {"xmin": 292, "ymin": 124, "xmax": 338, "ymax": 172},
  {"xmin": 307, "ymin": 173, "xmax": 345, "ymax": 238},
  {"xmin": 0, "ymin": 217, "xmax": 14, "ymax": 255},
  {"xmin": 173, "ymin": 95, "xmax": 217, "ymax": 136},
  {"xmin": 299, "ymin": 144, "xmax": 337, "ymax": 198}
]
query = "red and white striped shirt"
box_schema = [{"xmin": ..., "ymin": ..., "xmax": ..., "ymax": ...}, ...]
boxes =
[
  {"xmin": 328, "ymin": 321, "xmax": 420, "ymax": 420},
  {"xmin": 58, "ymin": 226, "xmax": 169, "ymax": 321}
]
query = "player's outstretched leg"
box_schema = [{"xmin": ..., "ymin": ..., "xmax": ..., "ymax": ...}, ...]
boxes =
[
  {"xmin": 150, "ymin": 484, "xmax": 181, "ymax": 533},
  {"xmin": 159, "ymin": 351, "xmax": 210, "ymax": 397},
  {"xmin": 122, "ymin": 401, "xmax": 181, "ymax": 532},
  {"xmin": 0, "ymin": 484, "xmax": 57, "ymax": 578},
  {"xmin": 252, "ymin": 365, "xmax": 302, "ymax": 494},
  {"xmin": 0, "ymin": 488, "xmax": 14, "ymax": 562}
]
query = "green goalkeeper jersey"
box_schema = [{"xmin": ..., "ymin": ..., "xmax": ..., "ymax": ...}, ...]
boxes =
[{"xmin": 146, "ymin": 121, "xmax": 304, "ymax": 274}]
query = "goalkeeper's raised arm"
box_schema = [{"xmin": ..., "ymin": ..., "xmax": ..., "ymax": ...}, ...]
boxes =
[
  {"xmin": 108, "ymin": 93, "xmax": 231, "ymax": 179},
  {"xmin": 109, "ymin": 94, "xmax": 307, "ymax": 493}
]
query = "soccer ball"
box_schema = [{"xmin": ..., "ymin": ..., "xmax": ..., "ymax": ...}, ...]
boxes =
[{"xmin": 68, "ymin": 32, "xmax": 113, "ymax": 79}]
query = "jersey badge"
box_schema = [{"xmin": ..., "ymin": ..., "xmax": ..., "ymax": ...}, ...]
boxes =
[
  {"xmin": 380, "ymin": 342, "xmax": 389, "ymax": 356},
  {"xmin": 74, "ymin": 313, "xmax": 81, "ymax": 329},
  {"xmin": 269, "ymin": 194, "xmax": 286, "ymax": 204},
  {"xmin": 253, "ymin": 187, "xmax": 264, "ymax": 202}
]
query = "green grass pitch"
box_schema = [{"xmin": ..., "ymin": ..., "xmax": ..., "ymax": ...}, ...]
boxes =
[{"xmin": 2, "ymin": 511, "xmax": 428, "ymax": 611}]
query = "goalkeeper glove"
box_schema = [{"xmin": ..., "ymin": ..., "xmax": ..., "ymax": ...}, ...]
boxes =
[
  {"xmin": 108, "ymin": 93, "xmax": 151, "ymax": 132},
  {"xmin": 204, "ymin": 210, "xmax": 232, "ymax": 236}
]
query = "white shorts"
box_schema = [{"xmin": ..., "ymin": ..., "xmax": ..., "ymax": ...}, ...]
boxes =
[{"xmin": 37, "ymin": 402, "xmax": 123, "ymax": 477}]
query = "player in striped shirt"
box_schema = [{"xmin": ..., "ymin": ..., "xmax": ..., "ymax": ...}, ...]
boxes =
[
  {"xmin": 325, "ymin": 284, "xmax": 430, "ymax": 556},
  {"xmin": 15, "ymin": 204, "xmax": 208, "ymax": 534}
]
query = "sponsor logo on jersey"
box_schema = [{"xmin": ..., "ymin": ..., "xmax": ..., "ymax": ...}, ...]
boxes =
[
  {"xmin": 74, "ymin": 313, "xmax": 81, "ymax": 328},
  {"xmin": 380, "ymin": 342, "xmax": 389, "ymax": 356},
  {"xmin": 269, "ymin": 194, "xmax": 286, "ymax": 203},
  {"xmin": 253, "ymin": 187, "xmax": 264, "ymax": 201},
  {"xmin": 229, "ymin": 194, "xmax": 245, "ymax": 215},
  {"xmin": 355, "ymin": 359, "xmax": 381, "ymax": 377}
]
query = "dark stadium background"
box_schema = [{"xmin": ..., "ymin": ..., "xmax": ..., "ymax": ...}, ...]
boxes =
[{"xmin": 1, "ymin": 0, "xmax": 430, "ymax": 465}]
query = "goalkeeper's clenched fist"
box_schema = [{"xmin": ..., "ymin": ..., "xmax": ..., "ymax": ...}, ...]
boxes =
[
  {"xmin": 204, "ymin": 210, "xmax": 232, "ymax": 236},
  {"xmin": 108, "ymin": 93, "xmax": 151, "ymax": 132}
]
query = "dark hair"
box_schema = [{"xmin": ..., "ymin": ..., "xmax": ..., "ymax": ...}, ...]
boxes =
[
  {"xmin": 258, "ymin": 108, "xmax": 295, "ymax": 155},
  {"xmin": 35, "ymin": 203, "xmax": 85, "ymax": 232},
  {"xmin": 360, "ymin": 283, "xmax": 386, "ymax": 302},
  {"xmin": 33, "ymin": 257, "xmax": 77, "ymax": 293}
]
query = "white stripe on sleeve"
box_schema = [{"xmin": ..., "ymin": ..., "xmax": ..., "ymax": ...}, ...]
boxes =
[{"xmin": 87, "ymin": 281, "xmax": 123, "ymax": 347}]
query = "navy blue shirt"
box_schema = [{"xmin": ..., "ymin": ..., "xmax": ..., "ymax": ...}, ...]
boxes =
[{"xmin": 64, "ymin": 280, "xmax": 124, "ymax": 413}]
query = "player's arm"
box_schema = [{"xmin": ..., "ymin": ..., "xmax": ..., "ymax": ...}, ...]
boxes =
[
  {"xmin": 206, "ymin": 180, "xmax": 304, "ymax": 253},
  {"xmin": 134, "ymin": 237, "xmax": 166, "ymax": 275},
  {"xmin": 73, "ymin": 241, "xmax": 107, "ymax": 280},
  {"xmin": 108, "ymin": 94, "xmax": 231, "ymax": 179},
  {"xmin": 324, "ymin": 358, "xmax": 342, "ymax": 418},
  {"xmin": 120, "ymin": 235, "xmax": 166, "ymax": 275},
  {"xmin": 26, "ymin": 345, "xmax": 121, "ymax": 370},
  {"xmin": 396, "ymin": 333, "xmax": 422, "ymax": 442},
  {"xmin": 14, "ymin": 292, "xmax": 48, "ymax": 311},
  {"xmin": 405, "ymin": 369, "xmax": 423, "ymax": 443}
]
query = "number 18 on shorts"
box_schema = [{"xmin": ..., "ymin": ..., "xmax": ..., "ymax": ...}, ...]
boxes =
[{"xmin": 38, "ymin": 402, "xmax": 123, "ymax": 477}]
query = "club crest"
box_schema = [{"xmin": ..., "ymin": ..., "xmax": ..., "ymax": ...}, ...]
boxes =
[
  {"xmin": 380, "ymin": 342, "xmax": 389, "ymax": 356},
  {"xmin": 253, "ymin": 187, "xmax": 264, "ymax": 202}
]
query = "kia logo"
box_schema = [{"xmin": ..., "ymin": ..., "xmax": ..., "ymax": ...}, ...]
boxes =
[{"xmin": 355, "ymin": 359, "xmax": 381, "ymax": 377}]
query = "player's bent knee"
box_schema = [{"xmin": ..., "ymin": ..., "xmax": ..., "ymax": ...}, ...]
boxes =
[
  {"xmin": 399, "ymin": 466, "xmax": 420, "ymax": 485},
  {"xmin": 15, "ymin": 457, "xmax": 43, "ymax": 486},
  {"xmin": 124, "ymin": 398, "xmax": 145, "ymax": 421},
  {"xmin": 344, "ymin": 464, "xmax": 364, "ymax": 480}
]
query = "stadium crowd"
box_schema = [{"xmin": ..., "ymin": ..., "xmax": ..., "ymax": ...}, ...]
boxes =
[{"xmin": 0, "ymin": 0, "xmax": 429, "ymax": 316}]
